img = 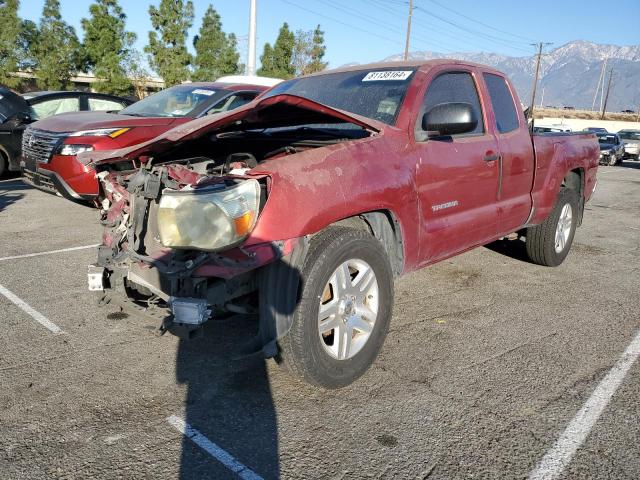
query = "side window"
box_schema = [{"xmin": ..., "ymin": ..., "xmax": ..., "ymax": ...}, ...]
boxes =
[
  {"xmin": 421, "ymin": 72, "xmax": 484, "ymax": 135},
  {"xmin": 206, "ymin": 92, "xmax": 257, "ymax": 115},
  {"xmin": 30, "ymin": 97, "xmax": 80, "ymax": 120},
  {"xmin": 483, "ymin": 73, "xmax": 520, "ymax": 133},
  {"xmin": 88, "ymin": 97, "xmax": 126, "ymax": 112}
]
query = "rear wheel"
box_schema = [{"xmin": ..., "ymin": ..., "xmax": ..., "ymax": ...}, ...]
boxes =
[
  {"xmin": 274, "ymin": 227, "xmax": 394, "ymax": 389},
  {"xmin": 525, "ymin": 188, "xmax": 579, "ymax": 267}
]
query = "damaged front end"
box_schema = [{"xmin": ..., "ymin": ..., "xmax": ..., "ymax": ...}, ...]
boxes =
[
  {"xmin": 92, "ymin": 161, "xmax": 296, "ymax": 339},
  {"xmin": 83, "ymin": 94, "xmax": 383, "ymax": 343}
]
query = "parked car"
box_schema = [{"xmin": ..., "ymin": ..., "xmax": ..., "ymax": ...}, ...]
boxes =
[
  {"xmin": 83, "ymin": 60, "xmax": 599, "ymax": 388},
  {"xmin": 596, "ymin": 132, "xmax": 624, "ymax": 165},
  {"xmin": 0, "ymin": 87, "xmax": 132, "ymax": 177},
  {"xmin": 21, "ymin": 81, "xmax": 271, "ymax": 204},
  {"xmin": 584, "ymin": 127, "xmax": 608, "ymax": 133},
  {"xmin": 617, "ymin": 129, "xmax": 640, "ymax": 160},
  {"xmin": 621, "ymin": 109, "xmax": 635, "ymax": 114},
  {"xmin": 533, "ymin": 124, "xmax": 572, "ymax": 133}
]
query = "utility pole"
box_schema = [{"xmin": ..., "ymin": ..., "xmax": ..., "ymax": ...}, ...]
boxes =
[
  {"xmin": 246, "ymin": 0, "xmax": 257, "ymax": 76},
  {"xmin": 528, "ymin": 42, "xmax": 552, "ymax": 120},
  {"xmin": 601, "ymin": 68, "xmax": 614, "ymax": 120},
  {"xmin": 403, "ymin": 0, "xmax": 414, "ymax": 61},
  {"xmin": 592, "ymin": 58, "xmax": 607, "ymax": 111},
  {"xmin": 599, "ymin": 58, "xmax": 608, "ymax": 112}
]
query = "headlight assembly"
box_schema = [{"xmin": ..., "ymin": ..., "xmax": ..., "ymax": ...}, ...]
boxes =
[
  {"xmin": 57, "ymin": 144, "xmax": 94, "ymax": 156},
  {"xmin": 157, "ymin": 180, "xmax": 261, "ymax": 251},
  {"xmin": 68, "ymin": 127, "xmax": 131, "ymax": 138}
]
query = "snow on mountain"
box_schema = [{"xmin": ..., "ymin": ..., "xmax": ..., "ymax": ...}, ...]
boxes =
[{"xmin": 382, "ymin": 41, "xmax": 640, "ymax": 111}]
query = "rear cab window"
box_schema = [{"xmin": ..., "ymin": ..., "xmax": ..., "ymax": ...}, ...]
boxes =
[
  {"xmin": 483, "ymin": 73, "xmax": 521, "ymax": 134},
  {"xmin": 417, "ymin": 71, "xmax": 485, "ymax": 136}
]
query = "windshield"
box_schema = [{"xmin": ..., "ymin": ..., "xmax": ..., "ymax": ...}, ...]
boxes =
[
  {"xmin": 120, "ymin": 85, "xmax": 231, "ymax": 118},
  {"xmin": 597, "ymin": 134, "xmax": 617, "ymax": 144},
  {"xmin": 618, "ymin": 131, "xmax": 640, "ymax": 140},
  {"xmin": 263, "ymin": 68, "xmax": 417, "ymax": 125}
]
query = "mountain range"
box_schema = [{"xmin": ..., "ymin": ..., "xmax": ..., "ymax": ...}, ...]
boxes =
[{"xmin": 383, "ymin": 40, "xmax": 640, "ymax": 112}]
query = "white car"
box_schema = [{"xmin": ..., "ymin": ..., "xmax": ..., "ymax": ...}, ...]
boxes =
[{"xmin": 618, "ymin": 129, "xmax": 640, "ymax": 160}]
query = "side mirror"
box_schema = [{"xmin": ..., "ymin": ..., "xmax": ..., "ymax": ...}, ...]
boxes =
[
  {"xmin": 422, "ymin": 102, "xmax": 477, "ymax": 137},
  {"xmin": 14, "ymin": 111, "xmax": 32, "ymax": 124}
]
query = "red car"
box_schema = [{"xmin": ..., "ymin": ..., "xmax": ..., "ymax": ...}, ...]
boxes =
[
  {"xmin": 84, "ymin": 60, "xmax": 599, "ymax": 388},
  {"xmin": 21, "ymin": 81, "xmax": 272, "ymax": 204}
]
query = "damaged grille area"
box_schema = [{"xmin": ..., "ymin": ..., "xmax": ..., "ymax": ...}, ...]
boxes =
[{"xmin": 22, "ymin": 128, "xmax": 66, "ymax": 164}]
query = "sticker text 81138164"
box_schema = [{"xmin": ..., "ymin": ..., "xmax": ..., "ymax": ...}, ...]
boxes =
[{"xmin": 362, "ymin": 71, "xmax": 413, "ymax": 82}]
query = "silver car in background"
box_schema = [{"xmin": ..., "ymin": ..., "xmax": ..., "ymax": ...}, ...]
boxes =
[{"xmin": 618, "ymin": 129, "xmax": 640, "ymax": 160}]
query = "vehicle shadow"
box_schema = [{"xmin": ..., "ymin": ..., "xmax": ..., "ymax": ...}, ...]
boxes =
[
  {"xmin": 0, "ymin": 177, "xmax": 32, "ymax": 212},
  {"xmin": 175, "ymin": 316, "xmax": 279, "ymax": 479},
  {"xmin": 617, "ymin": 160, "xmax": 640, "ymax": 170},
  {"xmin": 174, "ymin": 258, "xmax": 302, "ymax": 479},
  {"xmin": 484, "ymin": 238, "xmax": 533, "ymax": 264}
]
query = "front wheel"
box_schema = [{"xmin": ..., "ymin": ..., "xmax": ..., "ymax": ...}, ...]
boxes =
[
  {"xmin": 275, "ymin": 227, "xmax": 394, "ymax": 389},
  {"xmin": 525, "ymin": 188, "xmax": 579, "ymax": 267}
]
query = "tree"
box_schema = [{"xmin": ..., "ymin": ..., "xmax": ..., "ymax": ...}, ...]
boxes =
[
  {"xmin": 17, "ymin": 20, "xmax": 39, "ymax": 72},
  {"xmin": 291, "ymin": 25, "xmax": 327, "ymax": 77},
  {"xmin": 145, "ymin": 0, "xmax": 194, "ymax": 86},
  {"xmin": 308, "ymin": 25, "xmax": 328, "ymax": 74},
  {"xmin": 0, "ymin": 0, "xmax": 22, "ymax": 88},
  {"xmin": 82, "ymin": 0, "xmax": 136, "ymax": 96},
  {"xmin": 192, "ymin": 5, "xmax": 240, "ymax": 81},
  {"xmin": 123, "ymin": 48, "xmax": 152, "ymax": 100},
  {"xmin": 34, "ymin": 0, "xmax": 82, "ymax": 90},
  {"xmin": 258, "ymin": 22, "xmax": 295, "ymax": 79}
]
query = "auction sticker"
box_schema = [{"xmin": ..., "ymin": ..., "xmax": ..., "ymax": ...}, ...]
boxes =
[
  {"xmin": 362, "ymin": 71, "xmax": 413, "ymax": 81},
  {"xmin": 192, "ymin": 89, "xmax": 216, "ymax": 96}
]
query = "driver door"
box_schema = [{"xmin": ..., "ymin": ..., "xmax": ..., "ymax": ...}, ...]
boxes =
[{"xmin": 413, "ymin": 69, "xmax": 501, "ymax": 264}]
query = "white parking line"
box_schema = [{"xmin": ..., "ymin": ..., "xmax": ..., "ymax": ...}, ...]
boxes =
[
  {"xmin": 528, "ymin": 328, "xmax": 640, "ymax": 480},
  {"xmin": 0, "ymin": 244, "xmax": 99, "ymax": 262},
  {"xmin": 167, "ymin": 415, "xmax": 263, "ymax": 480},
  {"xmin": 0, "ymin": 284, "xmax": 64, "ymax": 334}
]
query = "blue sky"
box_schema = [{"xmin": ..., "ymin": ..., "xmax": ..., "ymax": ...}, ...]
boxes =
[{"xmin": 19, "ymin": 0, "xmax": 640, "ymax": 71}]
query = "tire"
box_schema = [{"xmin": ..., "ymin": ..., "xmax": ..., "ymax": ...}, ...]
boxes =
[
  {"xmin": 275, "ymin": 227, "xmax": 394, "ymax": 389},
  {"xmin": 525, "ymin": 188, "xmax": 579, "ymax": 267},
  {"xmin": 0, "ymin": 151, "xmax": 7, "ymax": 178}
]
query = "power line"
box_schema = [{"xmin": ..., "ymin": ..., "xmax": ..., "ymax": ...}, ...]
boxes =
[
  {"xmin": 423, "ymin": 0, "xmax": 536, "ymax": 42},
  {"xmin": 279, "ymin": 0, "xmax": 404, "ymax": 47},
  {"xmin": 413, "ymin": 6, "xmax": 534, "ymax": 53}
]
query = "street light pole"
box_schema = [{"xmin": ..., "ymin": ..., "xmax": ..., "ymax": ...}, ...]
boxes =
[{"xmin": 246, "ymin": 0, "xmax": 257, "ymax": 76}]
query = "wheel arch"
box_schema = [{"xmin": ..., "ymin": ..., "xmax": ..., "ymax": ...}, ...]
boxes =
[
  {"xmin": 328, "ymin": 209, "xmax": 405, "ymax": 277},
  {"xmin": 562, "ymin": 168, "xmax": 585, "ymax": 226}
]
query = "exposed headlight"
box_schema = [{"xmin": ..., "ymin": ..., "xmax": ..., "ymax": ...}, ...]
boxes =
[
  {"xmin": 157, "ymin": 180, "xmax": 261, "ymax": 251},
  {"xmin": 68, "ymin": 127, "xmax": 130, "ymax": 138},
  {"xmin": 57, "ymin": 144, "xmax": 94, "ymax": 156}
]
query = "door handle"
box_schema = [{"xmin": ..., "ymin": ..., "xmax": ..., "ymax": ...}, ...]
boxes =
[{"xmin": 483, "ymin": 153, "xmax": 501, "ymax": 162}]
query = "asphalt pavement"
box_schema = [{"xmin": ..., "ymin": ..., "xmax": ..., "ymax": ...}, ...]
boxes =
[{"xmin": 0, "ymin": 162, "xmax": 638, "ymax": 479}]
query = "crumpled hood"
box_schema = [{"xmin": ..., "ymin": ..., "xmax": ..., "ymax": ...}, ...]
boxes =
[
  {"xmin": 30, "ymin": 111, "xmax": 179, "ymax": 133},
  {"xmin": 79, "ymin": 94, "xmax": 386, "ymax": 166}
]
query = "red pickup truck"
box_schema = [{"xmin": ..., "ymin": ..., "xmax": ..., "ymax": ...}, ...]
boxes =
[{"xmin": 84, "ymin": 60, "xmax": 599, "ymax": 388}]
